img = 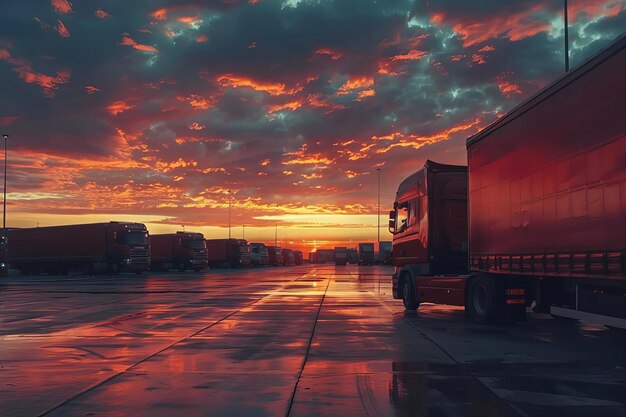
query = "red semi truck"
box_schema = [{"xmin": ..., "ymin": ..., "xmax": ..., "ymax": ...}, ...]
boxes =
[
  {"xmin": 205, "ymin": 238, "xmax": 250, "ymax": 268},
  {"xmin": 267, "ymin": 246, "xmax": 283, "ymax": 266},
  {"xmin": 150, "ymin": 232, "xmax": 208, "ymax": 272},
  {"xmin": 282, "ymin": 249, "xmax": 295, "ymax": 266},
  {"xmin": 293, "ymin": 250, "xmax": 303, "ymax": 265},
  {"xmin": 8, "ymin": 222, "xmax": 150, "ymax": 274},
  {"xmin": 390, "ymin": 36, "xmax": 626, "ymax": 327}
]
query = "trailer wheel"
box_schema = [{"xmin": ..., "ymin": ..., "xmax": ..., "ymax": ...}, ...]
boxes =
[
  {"xmin": 467, "ymin": 275, "xmax": 498, "ymax": 324},
  {"xmin": 401, "ymin": 274, "xmax": 419, "ymax": 311}
]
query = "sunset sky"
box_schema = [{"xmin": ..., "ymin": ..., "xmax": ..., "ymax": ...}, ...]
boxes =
[{"xmin": 0, "ymin": 0, "xmax": 624, "ymax": 252}]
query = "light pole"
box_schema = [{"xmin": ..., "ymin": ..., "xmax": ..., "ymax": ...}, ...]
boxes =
[
  {"xmin": 377, "ymin": 168, "xmax": 381, "ymax": 244},
  {"xmin": 242, "ymin": 224, "xmax": 245, "ymax": 240},
  {"xmin": 564, "ymin": 0, "xmax": 569, "ymax": 72},
  {"xmin": 274, "ymin": 223, "xmax": 278, "ymax": 248},
  {"xmin": 2, "ymin": 134, "xmax": 8, "ymax": 274},
  {"xmin": 228, "ymin": 190, "xmax": 232, "ymax": 239}
]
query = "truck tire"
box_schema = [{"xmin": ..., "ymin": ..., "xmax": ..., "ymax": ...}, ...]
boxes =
[
  {"xmin": 467, "ymin": 275, "xmax": 498, "ymax": 324},
  {"xmin": 401, "ymin": 275, "xmax": 419, "ymax": 311}
]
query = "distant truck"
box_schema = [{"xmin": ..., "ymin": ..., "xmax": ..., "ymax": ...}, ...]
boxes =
[
  {"xmin": 293, "ymin": 250, "xmax": 303, "ymax": 265},
  {"xmin": 334, "ymin": 247, "xmax": 348, "ymax": 265},
  {"xmin": 390, "ymin": 36, "xmax": 626, "ymax": 327},
  {"xmin": 358, "ymin": 243, "xmax": 375, "ymax": 265},
  {"xmin": 250, "ymin": 243, "xmax": 269, "ymax": 267},
  {"xmin": 378, "ymin": 241, "xmax": 392, "ymax": 264},
  {"xmin": 8, "ymin": 222, "xmax": 150, "ymax": 275},
  {"xmin": 282, "ymin": 249, "xmax": 295, "ymax": 266},
  {"xmin": 267, "ymin": 246, "xmax": 283, "ymax": 266},
  {"xmin": 316, "ymin": 249, "xmax": 335, "ymax": 264},
  {"xmin": 150, "ymin": 232, "xmax": 208, "ymax": 272},
  {"xmin": 347, "ymin": 248, "xmax": 358, "ymax": 264},
  {"xmin": 205, "ymin": 239, "xmax": 251, "ymax": 268}
]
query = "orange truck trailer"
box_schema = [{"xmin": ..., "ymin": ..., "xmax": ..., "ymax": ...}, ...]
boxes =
[
  {"xmin": 8, "ymin": 222, "xmax": 150, "ymax": 275},
  {"xmin": 150, "ymin": 232, "xmax": 208, "ymax": 272},
  {"xmin": 390, "ymin": 36, "xmax": 626, "ymax": 327}
]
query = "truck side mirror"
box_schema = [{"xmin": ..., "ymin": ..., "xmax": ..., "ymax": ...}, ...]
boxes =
[{"xmin": 388, "ymin": 210, "xmax": 396, "ymax": 233}]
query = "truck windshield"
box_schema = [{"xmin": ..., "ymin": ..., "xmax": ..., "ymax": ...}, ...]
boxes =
[
  {"xmin": 118, "ymin": 231, "xmax": 148, "ymax": 245},
  {"xmin": 182, "ymin": 239, "xmax": 205, "ymax": 249}
]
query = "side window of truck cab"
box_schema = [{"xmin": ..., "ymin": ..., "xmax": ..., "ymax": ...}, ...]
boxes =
[{"xmin": 397, "ymin": 201, "xmax": 409, "ymax": 232}]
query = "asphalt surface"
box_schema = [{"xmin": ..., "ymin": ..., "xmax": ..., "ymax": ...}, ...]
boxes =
[{"xmin": 1, "ymin": 265, "xmax": 624, "ymax": 417}]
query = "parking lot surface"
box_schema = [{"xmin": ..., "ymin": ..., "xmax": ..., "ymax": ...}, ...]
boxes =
[{"xmin": 1, "ymin": 265, "xmax": 624, "ymax": 417}]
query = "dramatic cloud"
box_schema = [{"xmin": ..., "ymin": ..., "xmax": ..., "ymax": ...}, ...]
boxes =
[{"xmin": 0, "ymin": 0, "xmax": 624, "ymax": 251}]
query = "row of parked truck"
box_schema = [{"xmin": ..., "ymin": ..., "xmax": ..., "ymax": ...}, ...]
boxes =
[
  {"xmin": 309, "ymin": 242, "xmax": 393, "ymax": 265},
  {"xmin": 2, "ymin": 223, "xmax": 303, "ymax": 275}
]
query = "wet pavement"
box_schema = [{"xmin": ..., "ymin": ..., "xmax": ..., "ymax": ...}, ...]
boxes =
[{"xmin": 1, "ymin": 265, "xmax": 624, "ymax": 417}]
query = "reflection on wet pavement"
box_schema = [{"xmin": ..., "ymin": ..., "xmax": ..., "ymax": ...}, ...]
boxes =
[{"xmin": 1, "ymin": 266, "xmax": 624, "ymax": 417}]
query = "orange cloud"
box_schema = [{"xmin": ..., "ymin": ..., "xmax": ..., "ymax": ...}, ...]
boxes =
[
  {"xmin": 120, "ymin": 33, "xmax": 159, "ymax": 53},
  {"xmin": 390, "ymin": 49, "xmax": 427, "ymax": 61},
  {"xmin": 216, "ymin": 74, "xmax": 302, "ymax": 96},
  {"xmin": 177, "ymin": 94, "xmax": 214, "ymax": 109},
  {"xmin": 84, "ymin": 86, "xmax": 100, "ymax": 94},
  {"xmin": 51, "ymin": 0, "xmax": 72, "ymax": 14},
  {"xmin": 196, "ymin": 35, "xmax": 208, "ymax": 43},
  {"xmin": 355, "ymin": 89, "xmax": 375, "ymax": 101},
  {"xmin": 260, "ymin": 159, "xmax": 270, "ymax": 166},
  {"xmin": 188, "ymin": 122, "xmax": 205, "ymax": 130},
  {"xmin": 376, "ymin": 118, "xmax": 483, "ymax": 153},
  {"xmin": 107, "ymin": 101, "xmax": 134, "ymax": 116},
  {"xmin": 283, "ymin": 144, "xmax": 334, "ymax": 166},
  {"xmin": 335, "ymin": 76, "xmax": 374, "ymax": 95},
  {"xmin": 14, "ymin": 66, "xmax": 70, "ymax": 97},
  {"xmin": 55, "ymin": 20, "xmax": 70, "ymax": 38},
  {"xmin": 306, "ymin": 94, "xmax": 345, "ymax": 113},
  {"xmin": 497, "ymin": 80, "xmax": 522, "ymax": 97},
  {"xmin": 316, "ymin": 48, "xmax": 343, "ymax": 60},
  {"xmin": 150, "ymin": 8, "xmax": 168, "ymax": 21},
  {"xmin": 94, "ymin": 9, "xmax": 110, "ymax": 19},
  {"xmin": 267, "ymin": 100, "xmax": 303, "ymax": 113}
]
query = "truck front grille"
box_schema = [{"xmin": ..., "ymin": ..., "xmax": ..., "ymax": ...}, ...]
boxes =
[
  {"xmin": 192, "ymin": 250, "xmax": 207, "ymax": 263},
  {"xmin": 130, "ymin": 247, "xmax": 149, "ymax": 264}
]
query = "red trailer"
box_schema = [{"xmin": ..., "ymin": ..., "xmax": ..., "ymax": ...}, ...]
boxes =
[
  {"xmin": 150, "ymin": 232, "xmax": 208, "ymax": 272},
  {"xmin": 293, "ymin": 250, "xmax": 303, "ymax": 265},
  {"xmin": 267, "ymin": 246, "xmax": 283, "ymax": 266},
  {"xmin": 334, "ymin": 247, "xmax": 348, "ymax": 266},
  {"xmin": 8, "ymin": 222, "xmax": 150, "ymax": 274},
  {"xmin": 390, "ymin": 36, "xmax": 626, "ymax": 327},
  {"xmin": 205, "ymin": 239, "xmax": 250, "ymax": 268},
  {"xmin": 282, "ymin": 249, "xmax": 295, "ymax": 266}
]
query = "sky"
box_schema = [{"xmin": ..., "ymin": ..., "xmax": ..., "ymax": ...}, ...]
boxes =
[{"xmin": 0, "ymin": 0, "xmax": 624, "ymax": 253}]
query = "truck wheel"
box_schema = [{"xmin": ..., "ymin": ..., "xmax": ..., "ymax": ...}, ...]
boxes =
[
  {"xmin": 467, "ymin": 275, "xmax": 498, "ymax": 324},
  {"xmin": 401, "ymin": 276, "xmax": 419, "ymax": 310}
]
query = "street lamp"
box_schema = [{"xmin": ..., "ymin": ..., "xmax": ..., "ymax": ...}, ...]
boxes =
[
  {"xmin": 564, "ymin": 0, "xmax": 569, "ymax": 72},
  {"xmin": 2, "ymin": 134, "xmax": 8, "ymax": 275},
  {"xmin": 228, "ymin": 190, "xmax": 232, "ymax": 239},
  {"xmin": 377, "ymin": 168, "xmax": 381, "ymax": 244},
  {"xmin": 242, "ymin": 224, "xmax": 245, "ymax": 240}
]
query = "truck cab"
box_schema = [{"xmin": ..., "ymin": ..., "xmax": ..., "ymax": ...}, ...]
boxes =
[{"xmin": 390, "ymin": 161, "xmax": 469, "ymax": 308}]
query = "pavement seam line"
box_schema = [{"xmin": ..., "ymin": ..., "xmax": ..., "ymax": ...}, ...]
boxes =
[
  {"xmin": 284, "ymin": 272, "xmax": 331, "ymax": 417},
  {"xmin": 35, "ymin": 269, "xmax": 318, "ymax": 417}
]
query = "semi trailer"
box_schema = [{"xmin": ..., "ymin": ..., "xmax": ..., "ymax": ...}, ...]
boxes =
[
  {"xmin": 8, "ymin": 222, "xmax": 150, "ymax": 274},
  {"xmin": 390, "ymin": 35, "xmax": 626, "ymax": 327},
  {"xmin": 334, "ymin": 247, "xmax": 348, "ymax": 265},
  {"xmin": 267, "ymin": 246, "xmax": 283, "ymax": 266},
  {"xmin": 293, "ymin": 250, "xmax": 304, "ymax": 265},
  {"xmin": 378, "ymin": 241, "xmax": 393, "ymax": 264},
  {"xmin": 150, "ymin": 232, "xmax": 208, "ymax": 271},
  {"xmin": 205, "ymin": 238, "xmax": 251, "ymax": 268},
  {"xmin": 250, "ymin": 243, "xmax": 269, "ymax": 267},
  {"xmin": 358, "ymin": 243, "xmax": 375, "ymax": 265},
  {"xmin": 282, "ymin": 249, "xmax": 295, "ymax": 266}
]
